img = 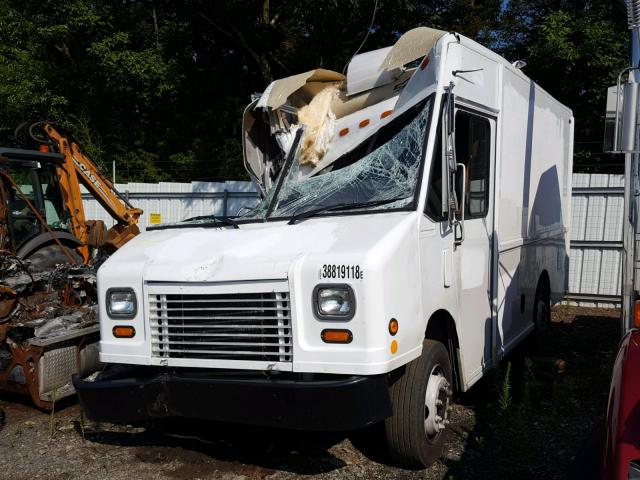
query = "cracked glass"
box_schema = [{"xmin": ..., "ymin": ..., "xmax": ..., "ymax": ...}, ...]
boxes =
[{"xmin": 240, "ymin": 95, "xmax": 433, "ymax": 221}]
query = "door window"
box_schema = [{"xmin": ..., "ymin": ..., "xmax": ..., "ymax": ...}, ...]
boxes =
[{"xmin": 455, "ymin": 111, "xmax": 491, "ymax": 219}]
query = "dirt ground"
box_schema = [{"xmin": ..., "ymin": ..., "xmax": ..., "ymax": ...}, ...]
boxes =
[{"xmin": 0, "ymin": 306, "xmax": 621, "ymax": 480}]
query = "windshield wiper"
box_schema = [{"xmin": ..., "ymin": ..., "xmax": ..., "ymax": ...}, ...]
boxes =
[
  {"xmin": 147, "ymin": 214, "xmax": 239, "ymax": 231},
  {"xmin": 186, "ymin": 215, "xmax": 240, "ymax": 229},
  {"xmin": 287, "ymin": 197, "xmax": 411, "ymax": 225}
]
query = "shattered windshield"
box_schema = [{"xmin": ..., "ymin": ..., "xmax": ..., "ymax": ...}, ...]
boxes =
[{"xmin": 240, "ymin": 95, "xmax": 432, "ymax": 221}]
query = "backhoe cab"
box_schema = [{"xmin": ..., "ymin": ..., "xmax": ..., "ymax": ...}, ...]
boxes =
[{"xmin": 0, "ymin": 147, "xmax": 81, "ymax": 269}]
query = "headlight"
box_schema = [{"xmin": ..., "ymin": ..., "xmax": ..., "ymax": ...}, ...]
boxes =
[
  {"xmin": 107, "ymin": 288, "xmax": 137, "ymax": 318},
  {"xmin": 314, "ymin": 285, "xmax": 355, "ymax": 320}
]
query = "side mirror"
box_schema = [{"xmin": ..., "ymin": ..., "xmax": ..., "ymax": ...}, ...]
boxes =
[{"xmin": 604, "ymin": 67, "xmax": 640, "ymax": 153}]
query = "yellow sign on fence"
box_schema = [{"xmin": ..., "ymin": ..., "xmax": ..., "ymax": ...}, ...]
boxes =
[{"xmin": 149, "ymin": 213, "xmax": 162, "ymax": 224}]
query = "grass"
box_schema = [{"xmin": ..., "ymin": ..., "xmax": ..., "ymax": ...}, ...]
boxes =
[
  {"xmin": 0, "ymin": 399, "xmax": 4, "ymax": 433},
  {"xmin": 49, "ymin": 389, "xmax": 57, "ymax": 438},
  {"xmin": 497, "ymin": 362, "xmax": 512, "ymax": 411},
  {"xmin": 79, "ymin": 408, "xmax": 85, "ymax": 440},
  {"xmin": 444, "ymin": 306, "xmax": 620, "ymax": 480}
]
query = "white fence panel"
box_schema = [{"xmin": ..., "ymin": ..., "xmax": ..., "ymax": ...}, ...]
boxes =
[
  {"xmin": 567, "ymin": 173, "xmax": 624, "ymax": 307},
  {"xmin": 81, "ymin": 181, "xmax": 259, "ymax": 231}
]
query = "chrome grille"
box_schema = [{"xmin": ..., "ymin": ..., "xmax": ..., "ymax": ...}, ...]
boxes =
[{"xmin": 149, "ymin": 292, "xmax": 292, "ymax": 362}]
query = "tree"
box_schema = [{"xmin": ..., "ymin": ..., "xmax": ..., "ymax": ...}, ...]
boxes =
[
  {"xmin": 0, "ymin": 0, "xmax": 628, "ymax": 180},
  {"xmin": 496, "ymin": 0, "xmax": 628, "ymax": 171}
]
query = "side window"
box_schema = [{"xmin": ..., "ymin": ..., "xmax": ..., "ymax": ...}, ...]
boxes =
[
  {"xmin": 38, "ymin": 168, "xmax": 66, "ymax": 227},
  {"xmin": 4, "ymin": 166, "xmax": 41, "ymax": 247},
  {"xmin": 424, "ymin": 120, "xmax": 445, "ymax": 221},
  {"xmin": 455, "ymin": 111, "xmax": 491, "ymax": 219}
]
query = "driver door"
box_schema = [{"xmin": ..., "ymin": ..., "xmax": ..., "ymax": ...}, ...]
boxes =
[{"xmin": 453, "ymin": 107, "xmax": 496, "ymax": 384}]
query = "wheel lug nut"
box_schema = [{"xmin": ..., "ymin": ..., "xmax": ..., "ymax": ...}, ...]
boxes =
[
  {"xmin": 443, "ymin": 419, "xmax": 450, "ymax": 425},
  {"xmin": 436, "ymin": 399, "xmax": 443, "ymax": 406},
  {"xmin": 435, "ymin": 415, "xmax": 442, "ymax": 423}
]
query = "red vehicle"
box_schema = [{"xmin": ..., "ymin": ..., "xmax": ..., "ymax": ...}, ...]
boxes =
[
  {"xmin": 602, "ymin": 2, "xmax": 640, "ymax": 478},
  {"xmin": 603, "ymin": 328, "xmax": 640, "ymax": 479}
]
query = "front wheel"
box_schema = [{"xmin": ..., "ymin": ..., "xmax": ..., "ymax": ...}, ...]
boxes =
[{"xmin": 385, "ymin": 339, "xmax": 453, "ymax": 468}]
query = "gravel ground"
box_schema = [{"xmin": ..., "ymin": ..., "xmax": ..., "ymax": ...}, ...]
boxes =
[{"xmin": 0, "ymin": 306, "xmax": 621, "ymax": 480}]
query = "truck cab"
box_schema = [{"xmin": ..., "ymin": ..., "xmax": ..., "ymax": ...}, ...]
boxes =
[{"xmin": 75, "ymin": 28, "xmax": 573, "ymax": 468}]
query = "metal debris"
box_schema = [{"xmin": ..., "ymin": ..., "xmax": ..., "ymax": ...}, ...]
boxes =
[{"xmin": 0, "ymin": 251, "xmax": 99, "ymax": 409}]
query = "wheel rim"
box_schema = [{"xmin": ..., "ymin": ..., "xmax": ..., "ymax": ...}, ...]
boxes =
[{"xmin": 424, "ymin": 364, "xmax": 451, "ymax": 439}]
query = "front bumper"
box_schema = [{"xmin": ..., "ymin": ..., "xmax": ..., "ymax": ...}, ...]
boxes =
[{"xmin": 73, "ymin": 366, "xmax": 392, "ymax": 431}]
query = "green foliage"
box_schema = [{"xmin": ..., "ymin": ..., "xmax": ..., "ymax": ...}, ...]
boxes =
[
  {"xmin": 0, "ymin": 0, "xmax": 630, "ymax": 180},
  {"xmin": 498, "ymin": 0, "xmax": 628, "ymax": 171},
  {"xmin": 498, "ymin": 362, "xmax": 512, "ymax": 411}
]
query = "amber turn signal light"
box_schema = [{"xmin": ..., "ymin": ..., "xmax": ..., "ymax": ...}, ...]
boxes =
[
  {"xmin": 113, "ymin": 325, "xmax": 136, "ymax": 338},
  {"xmin": 321, "ymin": 329, "xmax": 353, "ymax": 344},
  {"xmin": 389, "ymin": 318, "xmax": 399, "ymax": 336},
  {"xmin": 634, "ymin": 300, "xmax": 640, "ymax": 328}
]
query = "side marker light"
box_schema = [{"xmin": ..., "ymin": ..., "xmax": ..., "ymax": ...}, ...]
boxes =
[
  {"xmin": 389, "ymin": 318, "xmax": 399, "ymax": 336},
  {"xmin": 113, "ymin": 326, "xmax": 136, "ymax": 338},
  {"xmin": 321, "ymin": 329, "xmax": 353, "ymax": 344}
]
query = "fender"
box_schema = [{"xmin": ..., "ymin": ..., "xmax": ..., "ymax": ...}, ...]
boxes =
[
  {"xmin": 603, "ymin": 330, "xmax": 640, "ymax": 480},
  {"xmin": 15, "ymin": 232, "xmax": 82, "ymax": 259}
]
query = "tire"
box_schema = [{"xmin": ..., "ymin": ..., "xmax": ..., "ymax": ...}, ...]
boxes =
[
  {"xmin": 385, "ymin": 339, "xmax": 453, "ymax": 468},
  {"xmin": 25, "ymin": 244, "xmax": 82, "ymax": 272}
]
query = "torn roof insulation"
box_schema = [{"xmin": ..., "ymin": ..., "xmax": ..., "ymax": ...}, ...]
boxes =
[{"xmin": 243, "ymin": 27, "xmax": 447, "ymax": 194}]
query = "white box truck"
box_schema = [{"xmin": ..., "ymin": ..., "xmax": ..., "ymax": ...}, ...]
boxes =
[{"xmin": 74, "ymin": 27, "xmax": 574, "ymax": 467}]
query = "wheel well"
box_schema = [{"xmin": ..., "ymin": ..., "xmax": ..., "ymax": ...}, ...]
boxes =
[
  {"xmin": 539, "ymin": 270, "xmax": 550, "ymax": 287},
  {"xmin": 538, "ymin": 270, "xmax": 550, "ymax": 294},
  {"xmin": 425, "ymin": 310, "xmax": 461, "ymax": 390}
]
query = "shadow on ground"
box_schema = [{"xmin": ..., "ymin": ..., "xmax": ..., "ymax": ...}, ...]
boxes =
[
  {"xmin": 78, "ymin": 307, "xmax": 619, "ymax": 479},
  {"xmin": 443, "ymin": 307, "xmax": 620, "ymax": 480},
  {"xmin": 82, "ymin": 419, "xmax": 361, "ymax": 476}
]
